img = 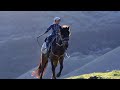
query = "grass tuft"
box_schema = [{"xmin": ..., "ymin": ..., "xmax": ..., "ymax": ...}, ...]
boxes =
[{"xmin": 67, "ymin": 70, "xmax": 120, "ymax": 79}]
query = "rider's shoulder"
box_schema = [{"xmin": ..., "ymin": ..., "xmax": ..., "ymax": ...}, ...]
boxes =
[
  {"xmin": 49, "ymin": 24, "xmax": 54, "ymax": 27},
  {"xmin": 59, "ymin": 25, "xmax": 62, "ymax": 27},
  {"xmin": 50, "ymin": 24, "xmax": 61, "ymax": 27}
]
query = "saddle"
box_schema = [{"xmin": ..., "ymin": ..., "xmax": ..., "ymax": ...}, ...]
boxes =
[{"xmin": 44, "ymin": 35, "xmax": 57, "ymax": 57}]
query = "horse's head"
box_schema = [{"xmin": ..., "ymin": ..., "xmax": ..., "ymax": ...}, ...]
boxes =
[
  {"xmin": 56, "ymin": 25, "xmax": 70, "ymax": 49},
  {"xmin": 61, "ymin": 25, "xmax": 70, "ymax": 38}
]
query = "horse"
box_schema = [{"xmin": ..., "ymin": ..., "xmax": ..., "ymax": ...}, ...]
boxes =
[{"xmin": 32, "ymin": 25, "xmax": 70, "ymax": 79}]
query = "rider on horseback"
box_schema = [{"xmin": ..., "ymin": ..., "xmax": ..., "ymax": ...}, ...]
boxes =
[
  {"xmin": 44, "ymin": 17, "xmax": 62, "ymax": 52},
  {"xmin": 33, "ymin": 17, "xmax": 70, "ymax": 79}
]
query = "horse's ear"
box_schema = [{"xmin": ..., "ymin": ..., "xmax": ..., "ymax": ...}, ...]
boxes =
[
  {"xmin": 67, "ymin": 26, "xmax": 70, "ymax": 30},
  {"xmin": 67, "ymin": 25, "xmax": 70, "ymax": 29},
  {"xmin": 68, "ymin": 26, "xmax": 70, "ymax": 29}
]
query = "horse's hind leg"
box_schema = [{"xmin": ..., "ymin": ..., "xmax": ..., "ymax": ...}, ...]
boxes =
[
  {"xmin": 39, "ymin": 53, "xmax": 48, "ymax": 79},
  {"xmin": 57, "ymin": 58, "xmax": 63, "ymax": 77},
  {"xmin": 40, "ymin": 60, "xmax": 48, "ymax": 79},
  {"xmin": 32, "ymin": 53, "xmax": 48, "ymax": 79}
]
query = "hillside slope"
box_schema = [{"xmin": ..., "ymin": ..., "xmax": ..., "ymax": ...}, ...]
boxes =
[
  {"xmin": 61, "ymin": 46, "xmax": 120, "ymax": 79},
  {"xmin": 17, "ymin": 53, "xmax": 99, "ymax": 79}
]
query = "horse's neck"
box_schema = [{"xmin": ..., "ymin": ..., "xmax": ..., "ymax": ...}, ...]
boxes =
[{"xmin": 51, "ymin": 39, "xmax": 65, "ymax": 55}]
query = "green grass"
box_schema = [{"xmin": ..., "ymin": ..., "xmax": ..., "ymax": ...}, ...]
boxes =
[{"xmin": 67, "ymin": 70, "xmax": 120, "ymax": 79}]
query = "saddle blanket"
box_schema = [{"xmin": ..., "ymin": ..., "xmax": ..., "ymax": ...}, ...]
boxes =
[{"xmin": 41, "ymin": 42, "xmax": 47, "ymax": 54}]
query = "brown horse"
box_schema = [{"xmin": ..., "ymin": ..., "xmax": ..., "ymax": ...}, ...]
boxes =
[{"xmin": 32, "ymin": 25, "xmax": 70, "ymax": 79}]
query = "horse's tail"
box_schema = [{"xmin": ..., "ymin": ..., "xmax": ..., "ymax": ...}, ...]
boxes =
[{"xmin": 34, "ymin": 60, "xmax": 48, "ymax": 78}]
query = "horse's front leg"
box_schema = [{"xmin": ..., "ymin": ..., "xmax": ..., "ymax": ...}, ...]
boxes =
[
  {"xmin": 51, "ymin": 61, "xmax": 57, "ymax": 79},
  {"xmin": 57, "ymin": 58, "xmax": 63, "ymax": 77}
]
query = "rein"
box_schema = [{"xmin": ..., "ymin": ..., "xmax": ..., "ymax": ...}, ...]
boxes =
[
  {"xmin": 50, "ymin": 35, "xmax": 65, "ymax": 60},
  {"xmin": 51, "ymin": 45, "xmax": 65, "ymax": 60}
]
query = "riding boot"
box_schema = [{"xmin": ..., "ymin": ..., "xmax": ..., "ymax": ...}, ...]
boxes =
[{"xmin": 47, "ymin": 48, "xmax": 49, "ymax": 57}]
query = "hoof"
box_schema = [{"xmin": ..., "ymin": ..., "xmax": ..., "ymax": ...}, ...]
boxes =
[
  {"xmin": 51, "ymin": 76, "xmax": 56, "ymax": 79},
  {"xmin": 56, "ymin": 73, "xmax": 61, "ymax": 77}
]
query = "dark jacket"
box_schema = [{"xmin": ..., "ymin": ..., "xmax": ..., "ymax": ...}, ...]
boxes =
[{"xmin": 45, "ymin": 24, "xmax": 62, "ymax": 36}]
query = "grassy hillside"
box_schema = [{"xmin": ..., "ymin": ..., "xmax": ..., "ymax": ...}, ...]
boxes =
[{"xmin": 67, "ymin": 70, "xmax": 120, "ymax": 79}]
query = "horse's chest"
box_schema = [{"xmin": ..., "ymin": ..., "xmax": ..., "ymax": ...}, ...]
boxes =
[{"xmin": 54, "ymin": 47, "xmax": 64, "ymax": 54}]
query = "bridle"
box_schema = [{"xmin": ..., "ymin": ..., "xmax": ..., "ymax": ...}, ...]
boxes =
[
  {"xmin": 56, "ymin": 33, "xmax": 64, "ymax": 46},
  {"xmin": 56, "ymin": 33, "xmax": 69, "ymax": 47}
]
